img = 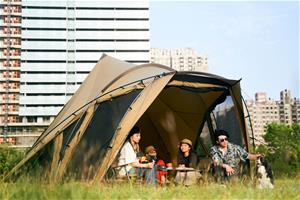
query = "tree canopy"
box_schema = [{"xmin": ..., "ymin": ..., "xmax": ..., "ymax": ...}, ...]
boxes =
[{"xmin": 258, "ymin": 123, "xmax": 300, "ymax": 176}]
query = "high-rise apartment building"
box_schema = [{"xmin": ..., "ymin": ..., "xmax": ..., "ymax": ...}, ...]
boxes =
[
  {"xmin": 292, "ymin": 98, "xmax": 300, "ymax": 124},
  {"xmin": 279, "ymin": 89, "xmax": 293, "ymax": 125},
  {"xmin": 0, "ymin": 0, "xmax": 150, "ymax": 146},
  {"xmin": 150, "ymin": 48, "xmax": 208, "ymax": 72},
  {"xmin": 246, "ymin": 92, "xmax": 279, "ymax": 143},
  {"xmin": 246, "ymin": 90, "xmax": 299, "ymax": 144}
]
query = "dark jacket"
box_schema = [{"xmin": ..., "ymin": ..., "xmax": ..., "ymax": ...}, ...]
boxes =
[{"xmin": 177, "ymin": 149, "xmax": 198, "ymax": 168}]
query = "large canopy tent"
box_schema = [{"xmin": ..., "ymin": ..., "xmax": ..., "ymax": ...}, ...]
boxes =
[{"xmin": 5, "ymin": 55, "xmax": 250, "ymax": 183}]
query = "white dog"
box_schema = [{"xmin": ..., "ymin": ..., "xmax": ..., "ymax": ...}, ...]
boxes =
[{"xmin": 256, "ymin": 157, "xmax": 274, "ymax": 189}]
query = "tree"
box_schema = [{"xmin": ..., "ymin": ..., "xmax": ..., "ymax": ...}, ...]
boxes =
[{"xmin": 262, "ymin": 123, "xmax": 300, "ymax": 176}]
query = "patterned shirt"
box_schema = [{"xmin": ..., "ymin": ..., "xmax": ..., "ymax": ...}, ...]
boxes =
[{"xmin": 210, "ymin": 142, "xmax": 249, "ymax": 172}]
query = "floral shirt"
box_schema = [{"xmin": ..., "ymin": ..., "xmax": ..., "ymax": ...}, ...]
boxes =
[{"xmin": 210, "ymin": 142, "xmax": 249, "ymax": 172}]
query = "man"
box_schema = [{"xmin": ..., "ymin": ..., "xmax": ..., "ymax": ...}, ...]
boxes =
[
  {"xmin": 177, "ymin": 139, "xmax": 198, "ymax": 169},
  {"xmin": 210, "ymin": 129, "xmax": 261, "ymax": 182}
]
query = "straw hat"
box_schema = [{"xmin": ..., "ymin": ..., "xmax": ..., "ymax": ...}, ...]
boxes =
[{"xmin": 180, "ymin": 138, "xmax": 192, "ymax": 147}]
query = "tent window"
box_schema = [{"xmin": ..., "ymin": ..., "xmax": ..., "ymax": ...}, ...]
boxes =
[
  {"xmin": 196, "ymin": 121, "xmax": 213, "ymax": 158},
  {"xmin": 213, "ymin": 96, "xmax": 243, "ymax": 146},
  {"xmin": 59, "ymin": 112, "xmax": 87, "ymax": 161},
  {"xmin": 65, "ymin": 90, "xmax": 142, "ymax": 180}
]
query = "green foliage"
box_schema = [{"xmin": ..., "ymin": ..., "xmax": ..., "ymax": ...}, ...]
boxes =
[
  {"xmin": 0, "ymin": 145, "xmax": 26, "ymax": 178},
  {"xmin": 261, "ymin": 123, "xmax": 300, "ymax": 176}
]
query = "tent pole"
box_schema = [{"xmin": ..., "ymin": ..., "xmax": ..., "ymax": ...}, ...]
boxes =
[{"xmin": 49, "ymin": 132, "xmax": 63, "ymax": 182}]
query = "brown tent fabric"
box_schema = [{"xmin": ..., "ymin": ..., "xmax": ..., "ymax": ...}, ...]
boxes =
[{"xmin": 5, "ymin": 55, "xmax": 250, "ymax": 183}]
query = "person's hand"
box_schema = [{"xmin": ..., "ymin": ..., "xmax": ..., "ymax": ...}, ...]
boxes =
[
  {"xmin": 213, "ymin": 159, "xmax": 219, "ymax": 166},
  {"xmin": 178, "ymin": 164, "xmax": 185, "ymax": 168},
  {"xmin": 223, "ymin": 164, "xmax": 235, "ymax": 175},
  {"xmin": 256, "ymin": 152, "xmax": 264, "ymax": 159},
  {"xmin": 147, "ymin": 162, "xmax": 154, "ymax": 169}
]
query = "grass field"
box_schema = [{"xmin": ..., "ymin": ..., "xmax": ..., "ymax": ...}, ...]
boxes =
[{"xmin": 0, "ymin": 177, "xmax": 299, "ymax": 200}]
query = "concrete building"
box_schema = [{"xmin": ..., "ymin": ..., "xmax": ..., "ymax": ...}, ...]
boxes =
[
  {"xmin": 246, "ymin": 92, "xmax": 280, "ymax": 143},
  {"xmin": 245, "ymin": 90, "xmax": 299, "ymax": 144},
  {"xmin": 292, "ymin": 97, "xmax": 300, "ymax": 124},
  {"xmin": 279, "ymin": 89, "xmax": 293, "ymax": 125},
  {"xmin": 150, "ymin": 48, "xmax": 208, "ymax": 72},
  {"xmin": 0, "ymin": 0, "xmax": 150, "ymax": 147}
]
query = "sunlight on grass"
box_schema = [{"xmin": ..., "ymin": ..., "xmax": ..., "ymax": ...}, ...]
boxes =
[{"xmin": 0, "ymin": 178, "xmax": 299, "ymax": 200}]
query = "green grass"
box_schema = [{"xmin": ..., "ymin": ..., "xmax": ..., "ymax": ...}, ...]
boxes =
[{"xmin": 0, "ymin": 178, "xmax": 299, "ymax": 200}]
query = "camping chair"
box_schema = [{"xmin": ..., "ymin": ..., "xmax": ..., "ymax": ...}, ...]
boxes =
[{"xmin": 106, "ymin": 163, "xmax": 138, "ymax": 185}]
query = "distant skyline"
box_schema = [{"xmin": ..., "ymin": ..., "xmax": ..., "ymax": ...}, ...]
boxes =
[{"xmin": 150, "ymin": 0, "xmax": 299, "ymax": 100}]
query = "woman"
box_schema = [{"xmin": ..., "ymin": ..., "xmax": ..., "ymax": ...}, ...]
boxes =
[
  {"xmin": 175, "ymin": 138, "xmax": 200, "ymax": 186},
  {"xmin": 177, "ymin": 139, "xmax": 198, "ymax": 168},
  {"xmin": 118, "ymin": 126, "xmax": 155, "ymax": 184}
]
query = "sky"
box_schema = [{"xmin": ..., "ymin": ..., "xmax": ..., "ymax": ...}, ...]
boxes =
[{"xmin": 150, "ymin": 0, "xmax": 299, "ymax": 100}]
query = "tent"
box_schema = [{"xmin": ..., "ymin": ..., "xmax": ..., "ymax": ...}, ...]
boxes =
[{"xmin": 6, "ymin": 55, "xmax": 250, "ymax": 183}]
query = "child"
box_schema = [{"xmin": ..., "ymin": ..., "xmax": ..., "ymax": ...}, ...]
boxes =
[{"xmin": 144, "ymin": 145, "xmax": 167, "ymax": 185}]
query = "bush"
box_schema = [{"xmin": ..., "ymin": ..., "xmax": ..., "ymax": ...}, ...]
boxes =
[{"xmin": 0, "ymin": 145, "xmax": 26, "ymax": 178}]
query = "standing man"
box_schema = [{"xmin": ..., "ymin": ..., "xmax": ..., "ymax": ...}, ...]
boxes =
[{"xmin": 210, "ymin": 129, "xmax": 261, "ymax": 182}]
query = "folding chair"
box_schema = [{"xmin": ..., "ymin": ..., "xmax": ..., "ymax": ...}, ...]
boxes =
[{"xmin": 106, "ymin": 163, "xmax": 137, "ymax": 185}]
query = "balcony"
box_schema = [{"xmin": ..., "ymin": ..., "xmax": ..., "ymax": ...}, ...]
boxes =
[
  {"xmin": 0, "ymin": 41, "xmax": 21, "ymax": 49},
  {"xmin": 0, "ymin": 65, "xmax": 21, "ymax": 70},
  {"xmin": 0, "ymin": 30, "xmax": 22, "ymax": 38},
  {"xmin": 0, "ymin": 88, "xmax": 19, "ymax": 93},
  {"xmin": 0, "ymin": 54, "xmax": 21, "ymax": 60},
  {"xmin": 1, "ymin": 20, "xmax": 21, "ymax": 27},
  {"xmin": 0, "ymin": 99, "xmax": 19, "ymax": 104},
  {"xmin": 3, "ymin": 9, "xmax": 22, "ymax": 16},
  {"xmin": 0, "ymin": 77, "xmax": 20, "ymax": 82},
  {"xmin": 1, "ymin": 0, "xmax": 22, "ymax": 5}
]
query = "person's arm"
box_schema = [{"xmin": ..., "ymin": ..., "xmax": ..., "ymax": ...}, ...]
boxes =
[
  {"xmin": 247, "ymin": 153, "xmax": 261, "ymax": 161},
  {"xmin": 210, "ymin": 146, "xmax": 223, "ymax": 166},
  {"xmin": 209, "ymin": 146, "xmax": 235, "ymax": 174},
  {"xmin": 131, "ymin": 161, "xmax": 154, "ymax": 169},
  {"xmin": 120, "ymin": 142, "xmax": 153, "ymax": 168},
  {"xmin": 236, "ymin": 144, "xmax": 261, "ymax": 161},
  {"xmin": 221, "ymin": 163, "xmax": 235, "ymax": 175}
]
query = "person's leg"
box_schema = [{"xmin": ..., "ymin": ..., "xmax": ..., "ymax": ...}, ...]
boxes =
[
  {"xmin": 213, "ymin": 166, "xmax": 226, "ymax": 183},
  {"xmin": 145, "ymin": 166, "xmax": 157, "ymax": 185},
  {"xmin": 183, "ymin": 171, "xmax": 201, "ymax": 186},
  {"xmin": 227, "ymin": 172, "xmax": 239, "ymax": 184},
  {"xmin": 125, "ymin": 167, "xmax": 138, "ymax": 182},
  {"xmin": 127, "ymin": 167, "xmax": 136, "ymax": 175},
  {"xmin": 174, "ymin": 172, "xmax": 185, "ymax": 185}
]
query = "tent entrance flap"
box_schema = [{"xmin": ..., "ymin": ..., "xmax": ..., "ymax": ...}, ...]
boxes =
[{"xmin": 93, "ymin": 74, "xmax": 174, "ymax": 183}]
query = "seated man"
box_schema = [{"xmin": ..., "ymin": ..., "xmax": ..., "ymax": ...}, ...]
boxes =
[
  {"xmin": 210, "ymin": 129, "xmax": 261, "ymax": 183},
  {"xmin": 175, "ymin": 139, "xmax": 201, "ymax": 186},
  {"xmin": 117, "ymin": 126, "xmax": 156, "ymax": 184}
]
